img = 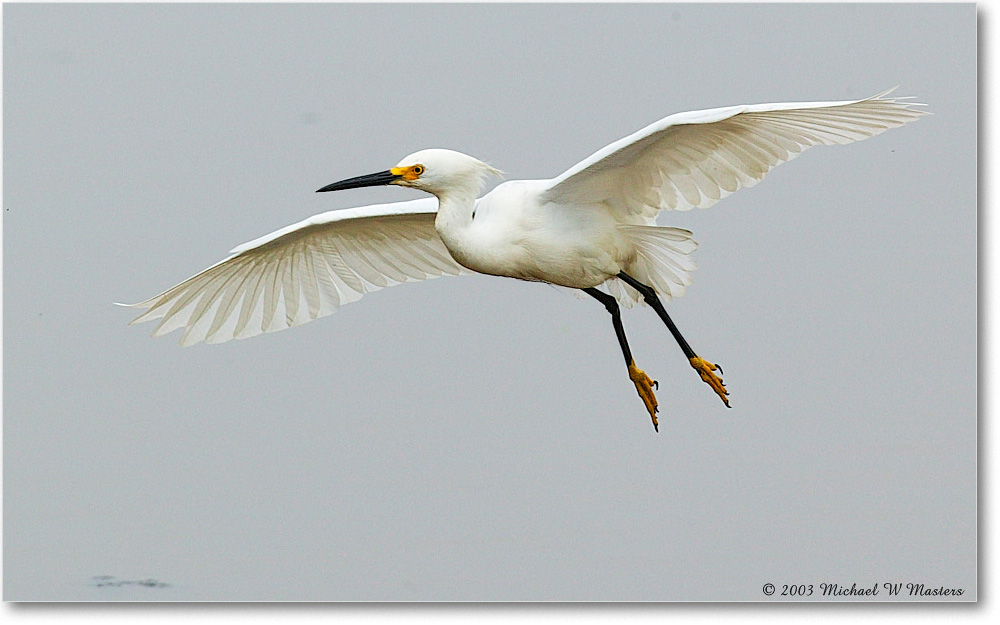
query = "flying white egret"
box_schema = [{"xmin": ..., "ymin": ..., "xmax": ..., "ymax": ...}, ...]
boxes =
[{"xmin": 124, "ymin": 90, "xmax": 925, "ymax": 430}]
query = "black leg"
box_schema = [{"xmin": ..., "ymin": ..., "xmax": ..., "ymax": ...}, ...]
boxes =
[
  {"xmin": 617, "ymin": 272, "xmax": 730, "ymax": 408},
  {"xmin": 583, "ymin": 288, "xmax": 634, "ymax": 367},
  {"xmin": 583, "ymin": 287, "xmax": 660, "ymax": 431}
]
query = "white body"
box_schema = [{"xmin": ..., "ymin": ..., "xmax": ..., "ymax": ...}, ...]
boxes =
[
  {"xmin": 437, "ymin": 179, "xmax": 638, "ymax": 288},
  {"xmin": 124, "ymin": 90, "xmax": 925, "ymax": 346}
]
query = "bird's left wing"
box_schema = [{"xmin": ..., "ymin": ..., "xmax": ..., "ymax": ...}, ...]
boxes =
[
  {"xmin": 123, "ymin": 197, "xmax": 466, "ymax": 346},
  {"xmin": 538, "ymin": 90, "xmax": 926, "ymax": 217}
]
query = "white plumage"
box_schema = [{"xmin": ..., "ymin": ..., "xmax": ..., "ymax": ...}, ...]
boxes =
[
  {"xmin": 125, "ymin": 91, "xmax": 925, "ymax": 350},
  {"xmin": 130, "ymin": 198, "xmax": 462, "ymax": 346}
]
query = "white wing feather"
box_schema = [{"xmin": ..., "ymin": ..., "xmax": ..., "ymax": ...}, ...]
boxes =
[
  {"xmin": 124, "ymin": 197, "xmax": 466, "ymax": 346},
  {"xmin": 540, "ymin": 90, "xmax": 927, "ymax": 217}
]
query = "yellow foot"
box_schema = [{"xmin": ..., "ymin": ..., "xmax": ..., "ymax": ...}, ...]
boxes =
[
  {"xmin": 628, "ymin": 361, "xmax": 660, "ymax": 431},
  {"xmin": 690, "ymin": 356, "xmax": 730, "ymax": 407}
]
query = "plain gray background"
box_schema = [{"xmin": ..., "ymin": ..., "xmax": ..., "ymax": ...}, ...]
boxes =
[{"xmin": 3, "ymin": 3, "xmax": 976, "ymax": 601}]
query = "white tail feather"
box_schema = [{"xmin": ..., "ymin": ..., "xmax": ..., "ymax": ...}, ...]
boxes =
[{"xmin": 612, "ymin": 225, "xmax": 699, "ymax": 307}]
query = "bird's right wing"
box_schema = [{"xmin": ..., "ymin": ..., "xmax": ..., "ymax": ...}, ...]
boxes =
[
  {"xmin": 538, "ymin": 90, "xmax": 926, "ymax": 217},
  {"xmin": 123, "ymin": 197, "xmax": 467, "ymax": 346}
]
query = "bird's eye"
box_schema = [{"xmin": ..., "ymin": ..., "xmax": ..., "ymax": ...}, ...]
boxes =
[{"xmin": 412, "ymin": 165, "xmax": 424, "ymax": 176}]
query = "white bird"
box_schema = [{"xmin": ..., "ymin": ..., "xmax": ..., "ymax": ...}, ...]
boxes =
[{"xmin": 124, "ymin": 90, "xmax": 925, "ymax": 431}]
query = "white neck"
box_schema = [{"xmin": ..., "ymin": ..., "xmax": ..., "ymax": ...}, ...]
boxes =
[{"xmin": 433, "ymin": 184, "xmax": 484, "ymax": 270}]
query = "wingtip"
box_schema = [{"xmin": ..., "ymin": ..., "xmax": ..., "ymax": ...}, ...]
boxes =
[{"xmin": 871, "ymin": 86, "xmax": 928, "ymax": 106}]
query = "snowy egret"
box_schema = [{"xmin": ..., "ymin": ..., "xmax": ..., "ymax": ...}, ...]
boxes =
[{"xmin": 124, "ymin": 90, "xmax": 924, "ymax": 430}]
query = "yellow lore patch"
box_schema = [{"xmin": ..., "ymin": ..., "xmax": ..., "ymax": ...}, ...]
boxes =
[{"xmin": 390, "ymin": 165, "xmax": 424, "ymax": 181}]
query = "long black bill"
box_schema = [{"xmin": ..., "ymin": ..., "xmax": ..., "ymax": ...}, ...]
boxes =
[{"xmin": 316, "ymin": 170, "xmax": 400, "ymax": 193}]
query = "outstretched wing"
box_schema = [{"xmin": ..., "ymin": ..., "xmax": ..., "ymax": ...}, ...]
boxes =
[
  {"xmin": 539, "ymin": 90, "xmax": 926, "ymax": 217},
  {"xmin": 124, "ymin": 197, "xmax": 466, "ymax": 346}
]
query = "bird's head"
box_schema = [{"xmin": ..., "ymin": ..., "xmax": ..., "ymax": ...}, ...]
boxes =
[{"xmin": 317, "ymin": 148, "xmax": 502, "ymax": 198}]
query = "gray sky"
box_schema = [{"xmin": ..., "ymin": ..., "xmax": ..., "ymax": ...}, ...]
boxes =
[{"xmin": 4, "ymin": 3, "xmax": 976, "ymax": 601}]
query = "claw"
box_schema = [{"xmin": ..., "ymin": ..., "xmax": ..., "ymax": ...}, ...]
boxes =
[
  {"xmin": 690, "ymin": 356, "xmax": 730, "ymax": 407},
  {"xmin": 628, "ymin": 361, "xmax": 660, "ymax": 431}
]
